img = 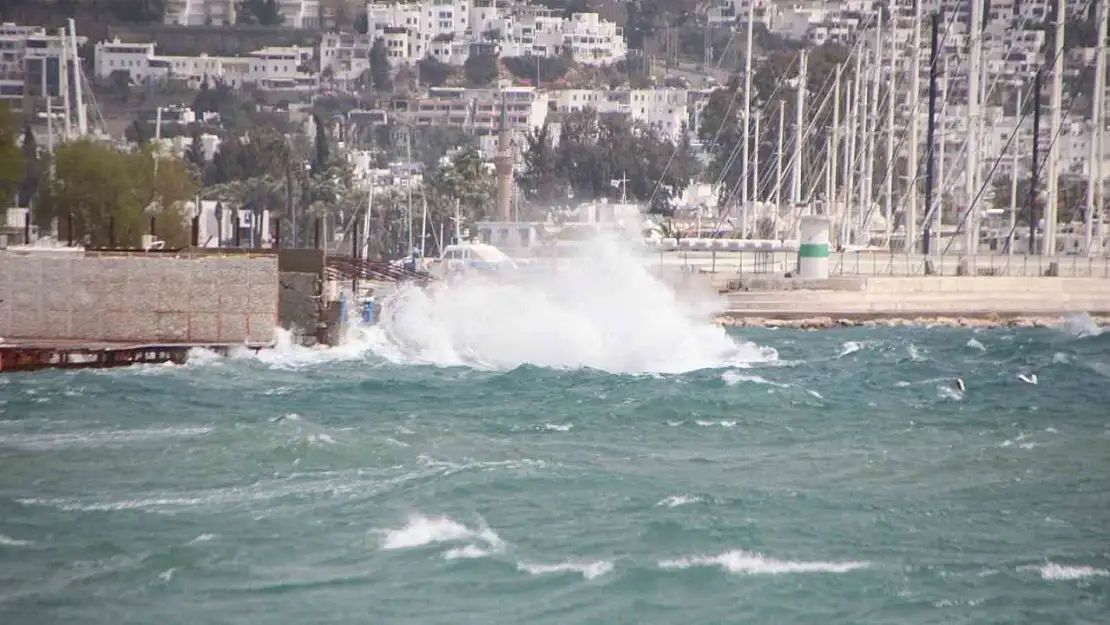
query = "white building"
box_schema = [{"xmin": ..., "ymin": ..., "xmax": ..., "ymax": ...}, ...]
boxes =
[
  {"xmin": 164, "ymin": 0, "xmax": 321, "ymax": 27},
  {"xmin": 550, "ymin": 87, "xmax": 688, "ymax": 141},
  {"xmin": 0, "ymin": 23, "xmax": 85, "ymax": 106},
  {"xmin": 560, "ymin": 13, "xmax": 626, "ymax": 65},
  {"xmin": 94, "ymin": 39, "xmax": 315, "ymax": 91},
  {"xmin": 319, "ymin": 32, "xmax": 373, "ymax": 84},
  {"xmin": 94, "ymin": 39, "xmax": 157, "ymax": 80},
  {"xmin": 277, "ymin": 0, "xmax": 323, "ymax": 28},
  {"xmin": 393, "ymin": 85, "xmax": 549, "ymax": 137},
  {"xmin": 163, "ymin": 0, "xmax": 236, "ymax": 26},
  {"xmin": 364, "ymin": 1, "xmax": 626, "ymax": 67}
]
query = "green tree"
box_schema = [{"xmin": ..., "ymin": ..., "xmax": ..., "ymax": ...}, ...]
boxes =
[
  {"xmin": 369, "ymin": 38, "xmax": 393, "ymax": 92},
  {"xmin": 501, "ymin": 55, "xmax": 572, "ymax": 85},
  {"xmin": 185, "ymin": 129, "xmax": 207, "ymax": 175},
  {"xmin": 236, "ymin": 0, "xmax": 284, "ymax": 26},
  {"xmin": 18, "ymin": 123, "xmax": 40, "ymax": 208},
  {"xmin": 463, "ymin": 52, "xmax": 500, "ymax": 87},
  {"xmin": 517, "ymin": 123, "xmax": 566, "ymax": 205},
  {"xmin": 354, "ymin": 10, "xmax": 369, "ymax": 34},
  {"xmin": 527, "ymin": 108, "xmax": 700, "ymax": 214},
  {"xmin": 0, "ymin": 104, "xmax": 26, "ymax": 207},
  {"xmin": 36, "ymin": 141, "xmax": 196, "ymax": 248},
  {"xmin": 312, "ymin": 113, "xmax": 330, "ymax": 172},
  {"xmin": 417, "ymin": 56, "xmax": 454, "ymax": 87}
]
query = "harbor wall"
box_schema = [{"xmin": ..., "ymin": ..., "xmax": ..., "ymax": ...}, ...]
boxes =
[
  {"xmin": 0, "ymin": 252, "xmax": 279, "ymax": 344},
  {"xmin": 722, "ymin": 276, "xmax": 1110, "ymax": 318}
]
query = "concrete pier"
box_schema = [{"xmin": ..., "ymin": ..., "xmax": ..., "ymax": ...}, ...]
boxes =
[
  {"xmin": 0, "ymin": 248, "xmax": 282, "ymax": 372},
  {"xmin": 721, "ymin": 276, "xmax": 1110, "ymax": 319}
]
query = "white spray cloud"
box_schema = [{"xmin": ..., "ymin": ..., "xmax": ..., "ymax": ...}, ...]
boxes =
[{"xmin": 365, "ymin": 236, "xmax": 776, "ymax": 373}]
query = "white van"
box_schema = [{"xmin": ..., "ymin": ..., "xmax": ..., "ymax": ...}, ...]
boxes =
[{"xmin": 428, "ymin": 243, "xmax": 517, "ymax": 278}]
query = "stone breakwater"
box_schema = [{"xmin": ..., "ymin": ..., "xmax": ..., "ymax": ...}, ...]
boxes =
[{"xmin": 712, "ymin": 315, "xmax": 1110, "ymax": 330}]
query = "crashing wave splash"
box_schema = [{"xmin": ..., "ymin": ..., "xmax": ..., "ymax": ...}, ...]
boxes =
[{"xmin": 362, "ymin": 236, "xmax": 775, "ymax": 374}]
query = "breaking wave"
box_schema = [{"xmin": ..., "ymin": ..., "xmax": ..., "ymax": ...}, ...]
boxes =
[{"xmin": 363, "ymin": 237, "xmax": 776, "ymax": 373}]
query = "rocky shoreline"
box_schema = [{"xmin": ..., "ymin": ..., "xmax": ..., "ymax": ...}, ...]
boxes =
[{"xmin": 712, "ymin": 314, "xmax": 1109, "ymax": 330}]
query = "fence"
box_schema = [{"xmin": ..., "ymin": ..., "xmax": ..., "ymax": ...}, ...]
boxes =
[{"xmin": 659, "ymin": 250, "xmax": 1110, "ymax": 279}]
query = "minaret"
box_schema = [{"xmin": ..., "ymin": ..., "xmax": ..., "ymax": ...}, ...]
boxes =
[{"xmin": 495, "ymin": 96, "xmax": 512, "ymax": 222}]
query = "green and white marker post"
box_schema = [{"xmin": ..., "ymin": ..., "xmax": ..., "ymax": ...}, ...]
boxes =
[{"xmin": 798, "ymin": 215, "xmax": 831, "ymax": 279}]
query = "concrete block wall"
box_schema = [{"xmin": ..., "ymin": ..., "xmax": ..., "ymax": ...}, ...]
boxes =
[
  {"xmin": 725, "ymin": 276, "xmax": 1110, "ymax": 317},
  {"xmin": 0, "ymin": 252, "xmax": 279, "ymax": 344}
]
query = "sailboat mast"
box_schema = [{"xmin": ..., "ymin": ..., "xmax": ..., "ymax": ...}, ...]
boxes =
[
  {"xmin": 829, "ymin": 64, "xmax": 842, "ymax": 227},
  {"xmin": 67, "ymin": 19, "xmax": 87, "ymax": 137},
  {"xmin": 406, "ymin": 133, "xmax": 413, "ymax": 257},
  {"xmin": 923, "ymin": 11, "xmax": 940, "ymax": 254},
  {"xmin": 1045, "ymin": 0, "xmax": 1066, "ymax": 254},
  {"xmin": 741, "ymin": 0, "xmax": 755, "ymax": 237},
  {"xmin": 862, "ymin": 13, "xmax": 882, "ymax": 244},
  {"xmin": 884, "ymin": 21, "xmax": 896, "ymax": 245},
  {"xmin": 937, "ymin": 56, "xmax": 948, "ymax": 242},
  {"xmin": 1084, "ymin": 0, "xmax": 1107, "ymax": 255},
  {"xmin": 1009, "ymin": 88, "xmax": 1023, "ymax": 257},
  {"xmin": 774, "ymin": 100, "xmax": 785, "ymax": 234},
  {"xmin": 792, "ymin": 50, "xmax": 807, "ymax": 209},
  {"xmin": 58, "ymin": 27, "xmax": 71, "ymax": 140},
  {"xmin": 965, "ymin": 0, "xmax": 984, "ymax": 253},
  {"xmin": 906, "ymin": 0, "xmax": 923, "ymax": 251},
  {"xmin": 753, "ymin": 110, "xmax": 762, "ymax": 207}
]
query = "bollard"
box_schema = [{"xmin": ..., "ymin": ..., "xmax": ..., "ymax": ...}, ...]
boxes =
[
  {"xmin": 109, "ymin": 215, "xmax": 116, "ymax": 247},
  {"xmin": 23, "ymin": 211, "xmax": 30, "ymax": 245},
  {"xmin": 67, "ymin": 213, "xmax": 73, "ymax": 246},
  {"xmin": 314, "ymin": 218, "xmax": 322, "ymax": 250},
  {"xmin": 234, "ymin": 212, "xmax": 241, "ymax": 247},
  {"xmin": 272, "ymin": 219, "xmax": 281, "ymax": 249},
  {"xmin": 191, "ymin": 216, "xmax": 199, "ymax": 247},
  {"xmin": 149, "ymin": 216, "xmax": 156, "ymax": 238}
]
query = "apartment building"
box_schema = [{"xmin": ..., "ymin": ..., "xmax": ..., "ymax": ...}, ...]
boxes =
[
  {"xmin": 364, "ymin": 1, "xmax": 626, "ymax": 67},
  {"xmin": 390, "ymin": 85, "xmax": 549, "ymax": 134},
  {"xmin": 93, "ymin": 39, "xmax": 315, "ymax": 91},
  {"xmin": 0, "ymin": 23, "xmax": 85, "ymax": 106},
  {"xmin": 549, "ymin": 87, "xmax": 689, "ymax": 140},
  {"xmin": 163, "ymin": 0, "xmax": 236, "ymax": 26},
  {"xmin": 163, "ymin": 0, "xmax": 321, "ymax": 27}
]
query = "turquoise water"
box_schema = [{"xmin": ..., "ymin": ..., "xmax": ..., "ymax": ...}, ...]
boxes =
[{"xmin": 2, "ymin": 323, "xmax": 1109, "ymax": 624}]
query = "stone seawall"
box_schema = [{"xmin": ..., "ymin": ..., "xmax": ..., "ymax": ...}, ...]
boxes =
[
  {"xmin": 720, "ymin": 276, "xmax": 1110, "ymax": 323},
  {"xmin": 0, "ymin": 251, "xmax": 279, "ymax": 345}
]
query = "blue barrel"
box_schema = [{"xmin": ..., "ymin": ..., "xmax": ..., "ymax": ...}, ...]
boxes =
[{"xmin": 361, "ymin": 300, "xmax": 375, "ymax": 325}]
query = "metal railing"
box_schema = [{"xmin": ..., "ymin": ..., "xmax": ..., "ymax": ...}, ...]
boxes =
[{"xmin": 659, "ymin": 250, "xmax": 1110, "ymax": 279}]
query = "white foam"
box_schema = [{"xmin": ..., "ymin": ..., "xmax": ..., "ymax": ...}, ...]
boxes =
[
  {"xmin": 443, "ymin": 544, "xmax": 491, "ymax": 560},
  {"xmin": 1024, "ymin": 563, "xmax": 1109, "ymax": 581},
  {"xmin": 838, "ymin": 341, "xmax": 862, "ymax": 357},
  {"xmin": 659, "ymin": 549, "xmax": 869, "ymax": 575},
  {"xmin": 363, "ymin": 237, "xmax": 776, "ymax": 374},
  {"xmin": 0, "ymin": 533, "xmax": 32, "ymax": 547},
  {"xmin": 966, "ymin": 338, "xmax": 986, "ymax": 351},
  {"xmin": 721, "ymin": 371, "xmax": 789, "ymax": 387},
  {"xmin": 1059, "ymin": 314, "xmax": 1103, "ymax": 338},
  {"xmin": 517, "ymin": 560, "xmax": 614, "ymax": 580},
  {"xmin": 0, "ymin": 426, "xmax": 213, "ymax": 451},
  {"xmin": 656, "ymin": 495, "xmax": 700, "ymax": 508},
  {"xmin": 378, "ymin": 514, "xmax": 504, "ymax": 553}
]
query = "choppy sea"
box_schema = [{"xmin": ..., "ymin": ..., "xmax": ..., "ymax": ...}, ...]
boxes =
[{"xmin": 2, "ymin": 243, "xmax": 1108, "ymax": 624}]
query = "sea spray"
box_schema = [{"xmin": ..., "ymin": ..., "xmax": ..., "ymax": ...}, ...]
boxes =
[{"xmin": 366, "ymin": 236, "xmax": 776, "ymax": 373}]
